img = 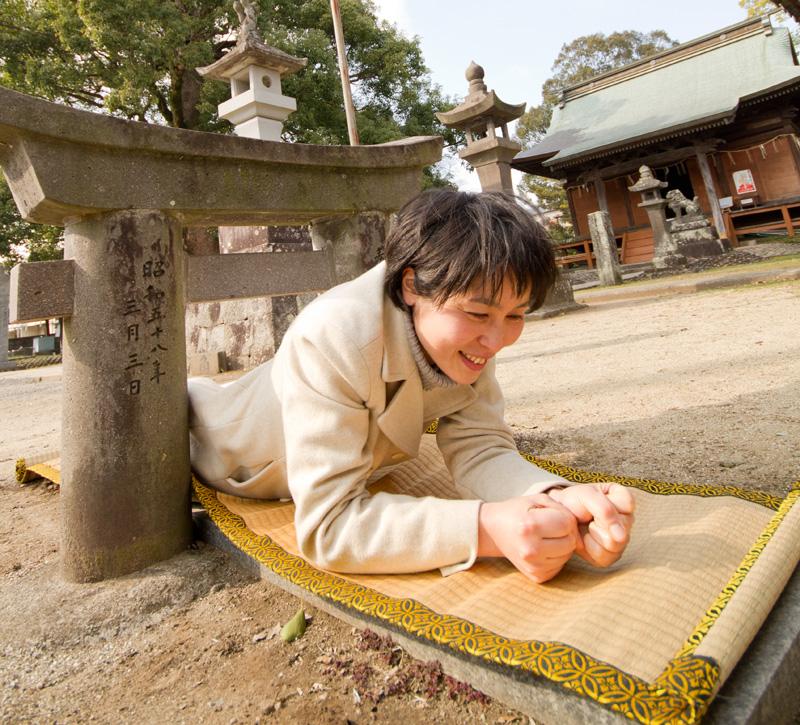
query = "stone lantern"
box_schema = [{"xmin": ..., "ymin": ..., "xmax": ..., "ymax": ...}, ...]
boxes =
[
  {"xmin": 439, "ymin": 62, "xmax": 583, "ymax": 317},
  {"xmin": 628, "ymin": 165, "xmax": 686, "ymax": 269},
  {"xmin": 436, "ymin": 62, "xmax": 526, "ymax": 192},
  {"xmin": 197, "ymin": 0, "xmax": 306, "ymax": 141}
]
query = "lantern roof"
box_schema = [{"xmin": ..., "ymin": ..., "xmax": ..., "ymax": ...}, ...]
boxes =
[
  {"xmin": 436, "ymin": 61, "xmax": 525, "ymax": 129},
  {"xmin": 198, "ymin": 35, "xmax": 307, "ymax": 81}
]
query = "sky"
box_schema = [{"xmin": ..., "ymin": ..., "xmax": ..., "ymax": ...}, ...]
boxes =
[{"xmin": 370, "ymin": 0, "xmax": 778, "ymax": 190}]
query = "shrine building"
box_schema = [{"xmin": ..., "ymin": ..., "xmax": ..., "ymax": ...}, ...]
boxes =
[{"xmin": 512, "ymin": 16, "xmax": 800, "ymax": 265}]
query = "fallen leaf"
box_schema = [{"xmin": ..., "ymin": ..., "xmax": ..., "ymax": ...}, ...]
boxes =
[{"xmin": 281, "ymin": 608, "xmax": 307, "ymax": 643}]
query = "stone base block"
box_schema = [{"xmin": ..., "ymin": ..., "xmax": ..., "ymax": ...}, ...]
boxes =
[
  {"xmin": 653, "ymin": 253, "xmax": 687, "ymax": 270},
  {"xmin": 672, "ymin": 228, "xmax": 725, "ymax": 259},
  {"xmin": 679, "ymin": 238, "xmax": 726, "ymax": 259},
  {"xmin": 188, "ymin": 350, "xmax": 227, "ymax": 377},
  {"xmin": 529, "ymin": 276, "xmax": 586, "ymax": 319}
]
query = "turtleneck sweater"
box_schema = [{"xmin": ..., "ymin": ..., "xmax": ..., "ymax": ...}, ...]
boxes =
[{"xmin": 402, "ymin": 310, "xmax": 459, "ymax": 391}]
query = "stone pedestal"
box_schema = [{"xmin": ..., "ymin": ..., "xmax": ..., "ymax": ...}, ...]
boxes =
[
  {"xmin": 670, "ymin": 219, "xmax": 726, "ymax": 259},
  {"xmin": 529, "ymin": 273, "xmax": 585, "ymax": 319},
  {"xmin": 61, "ymin": 210, "xmax": 191, "ymax": 582},
  {"xmin": 461, "ymin": 136, "xmax": 521, "ymax": 193},
  {"xmin": 639, "ymin": 198, "xmax": 685, "ymax": 269},
  {"xmin": 588, "ymin": 211, "xmax": 622, "ymax": 286},
  {"xmin": 0, "ymin": 268, "xmax": 8, "ymax": 363},
  {"xmin": 629, "ymin": 166, "xmax": 686, "ymax": 270},
  {"xmin": 310, "ymin": 212, "xmax": 389, "ymax": 284}
]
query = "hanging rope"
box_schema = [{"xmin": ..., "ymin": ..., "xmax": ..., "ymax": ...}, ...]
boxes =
[{"xmin": 724, "ymin": 132, "xmax": 796, "ymax": 159}]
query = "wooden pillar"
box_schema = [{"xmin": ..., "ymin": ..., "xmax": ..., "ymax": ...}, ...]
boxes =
[
  {"xmin": 712, "ymin": 153, "xmax": 732, "ymax": 197},
  {"xmin": 593, "ymin": 176, "xmax": 609, "ymax": 215},
  {"xmin": 783, "ymin": 127, "xmax": 800, "ymax": 186},
  {"xmin": 695, "ymin": 148, "xmax": 727, "ymax": 240},
  {"xmin": 619, "ymin": 177, "xmax": 635, "ymax": 227},
  {"xmin": 566, "ymin": 187, "xmax": 581, "ymax": 236}
]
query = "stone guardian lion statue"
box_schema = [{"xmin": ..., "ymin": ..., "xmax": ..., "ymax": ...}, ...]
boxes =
[{"xmin": 666, "ymin": 189, "xmax": 703, "ymax": 219}]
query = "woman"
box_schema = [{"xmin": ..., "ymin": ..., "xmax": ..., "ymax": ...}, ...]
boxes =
[{"xmin": 189, "ymin": 190, "xmax": 634, "ymax": 582}]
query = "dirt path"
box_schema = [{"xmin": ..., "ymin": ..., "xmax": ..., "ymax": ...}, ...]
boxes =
[{"xmin": 1, "ymin": 279, "xmax": 799, "ymax": 723}]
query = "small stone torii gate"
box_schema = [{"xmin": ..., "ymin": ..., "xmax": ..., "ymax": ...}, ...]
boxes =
[{"xmin": 0, "ymin": 85, "xmax": 441, "ymax": 582}]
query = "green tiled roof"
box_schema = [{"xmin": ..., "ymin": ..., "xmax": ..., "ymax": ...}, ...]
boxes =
[{"xmin": 514, "ymin": 22, "xmax": 800, "ymax": 172}]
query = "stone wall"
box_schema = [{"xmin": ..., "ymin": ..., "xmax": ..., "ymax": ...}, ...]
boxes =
[
  {"xmin": 185, "ymin": 226, "xmax": 317, "ymax": 371},
  {"xmin": 185, "ymin": 292, "xmax": 317, "ymax": 371},
  {"xmin": 185, "ymin": 216, "xmax": 389, "ymax": 372}
]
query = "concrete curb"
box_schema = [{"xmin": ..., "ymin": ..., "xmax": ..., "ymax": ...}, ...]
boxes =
[{"xmin": 574, "ymin": 266, "xmax": 800, "ymax": 305}]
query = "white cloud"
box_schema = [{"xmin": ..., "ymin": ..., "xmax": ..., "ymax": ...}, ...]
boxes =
[
  {"xmin": 449, "ymin": 159, "xmax": 481, "ymax": 192},
  {"xmin": 372, "ymin": 0, "xmax": 413, "ymax": 35}
]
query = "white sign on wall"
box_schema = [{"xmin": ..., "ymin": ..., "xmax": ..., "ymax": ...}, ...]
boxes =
[{"xmin": 732, "ymin": 169, "xmax": 756, "ymax": 195}]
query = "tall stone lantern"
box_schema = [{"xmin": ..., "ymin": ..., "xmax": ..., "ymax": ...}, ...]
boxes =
[
  {"xmin": 438, "ymin": 62, "xmax": 583, "ymax": 316},
  {"xmin": 189, "ymin": 2, "xmax": 311, "ymax": 372},
  {"xmin": 628, "ymin": 166, "xmax": 686, "ymax": 269},
  {"xmin": 436, "ymin": 62, "xmax": 526, "ymax": 192},
  {"xmin": 197, "ymin": 0, "xmax": 306, "ymax": 141}
]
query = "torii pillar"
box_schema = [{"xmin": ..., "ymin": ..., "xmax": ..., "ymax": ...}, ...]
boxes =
[
  {"xmin": 437, "ymin": 62, "xmax": 583, "ymax": 316},
  {"xmin": 1, "ymin": 85, "xmax": 441, "ymax": 582}
]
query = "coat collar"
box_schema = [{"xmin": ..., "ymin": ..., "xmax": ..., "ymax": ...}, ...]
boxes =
[{"xmin": 381, "ymin": 290, "xmax": 417, "ymax": 383}]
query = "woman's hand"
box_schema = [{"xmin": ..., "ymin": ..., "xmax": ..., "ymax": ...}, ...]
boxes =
[
  {"xmin": 478, "ymin": 493, "xmax": 581, "ymax": 583},
  {"xmin": 547, "ymin": 483, "xmax": 635, "ymax": 568}
]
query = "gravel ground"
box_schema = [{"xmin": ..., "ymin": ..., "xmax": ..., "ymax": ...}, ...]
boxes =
[{"xmin": 1, "ymin": 277, "xmax": 799, "ymax": 723}]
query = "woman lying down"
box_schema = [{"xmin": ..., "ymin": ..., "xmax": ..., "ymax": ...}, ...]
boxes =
[{"xmin": 188, "ymin": 190, "xmax": 634, "ymax": 582}]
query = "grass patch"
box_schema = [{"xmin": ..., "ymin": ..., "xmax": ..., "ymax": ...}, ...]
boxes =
[{"xmin": 577, "ymin": 254, "xmax": 800, "ymax": 294}]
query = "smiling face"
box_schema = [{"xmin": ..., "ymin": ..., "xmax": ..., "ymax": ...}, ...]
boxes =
[{"xmin": 401, "ymin": 268, "xmax": 530, "ymax": 385}]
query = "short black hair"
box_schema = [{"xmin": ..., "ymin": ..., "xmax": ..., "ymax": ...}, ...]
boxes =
[{"xmin": 384, "ymin": 189, "xmax": 557, "ymax": 311}]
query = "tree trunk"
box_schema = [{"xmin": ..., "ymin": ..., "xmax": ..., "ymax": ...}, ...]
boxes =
[{"xmin": 180, "ymin": 68, "xmax": 203, "ymax": 130}]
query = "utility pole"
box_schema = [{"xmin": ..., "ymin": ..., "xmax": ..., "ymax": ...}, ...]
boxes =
[{"xmin": 330, "ymin": 0, "xmax": 360, "ymax": 145}]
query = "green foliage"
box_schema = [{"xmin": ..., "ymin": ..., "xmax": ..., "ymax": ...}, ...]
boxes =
[
  {"xmin": 515, "ymin": 30, "xmax": 678, "ymax": 222},
  {"xmin": 545, "ymin": 221, "xmax": 574, "ymax": 245},
  {"xmin": 0, "ymin": 0, "xmax": 459, "ymax": 144},
  {"xmin": 0, "ymin": 175, "xmax": 62, "ymax": 268},
  {"xmin": 739, "ymin": 0, "xmax": 784, "ymax": 21},
  {"xmin": 739, "ymin": 0, "xmax": 797, "ymax": 44},
  {"xmin": 0, "ymin": 0, "xmax": 458, "ymax": 261}
]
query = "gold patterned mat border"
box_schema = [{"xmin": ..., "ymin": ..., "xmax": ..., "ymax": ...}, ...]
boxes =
[
  {"xmin": 675, "ymin": 484, "xmax": 800, "ymax": 660},
  {"xmin": 426, "ymin": 420, "xmax": 782, "ymax": 510},
  {"xmin": 14, "ymin": 448, "xmax": 797, "ymax": 722},
  {"xmin": 192, "ymin": 475, "xmax": 800, "ymax": 725},
  {"xmin": 518, "ymin": 453, "xmax": 782, "ymax": 510},
  {"xmin": 15, "ymin": 457, "xmax": 61, "ymax": 486}
]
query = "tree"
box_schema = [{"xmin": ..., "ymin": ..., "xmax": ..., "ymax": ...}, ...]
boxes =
[
  {"xmin": 0, "ymin": 179, "xmax": 63, "ymax": 267},
  {"xmin": 0, "ymin": 0, "xmax": 458, "ymax": 265},
  {"xmin": 739, "ymin": 1, "xmax": 797, "ymax": 39},
  {"xmin": 739, "ymin": 0, "xmax": 785, "ymax": 21},
  {"xmin": 515, "ymin": 31, "xmax": 679, "ymax": 222}
]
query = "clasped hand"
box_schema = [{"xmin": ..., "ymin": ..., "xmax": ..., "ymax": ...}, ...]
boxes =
[{"xmin": 477, "ymin": 483, "xmax": 635, "ymax": 584}]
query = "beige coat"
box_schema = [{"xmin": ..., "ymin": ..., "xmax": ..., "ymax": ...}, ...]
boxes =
[{"xmin": 189, "ymin": 263, "xmax": 569, "ymax": 575}]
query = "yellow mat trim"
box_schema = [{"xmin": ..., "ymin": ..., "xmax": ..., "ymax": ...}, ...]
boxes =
[
  {"xmin": 425, "ymin": 421, "xmax": 782, "ymax": 510},
  {"xmin": 13, "ymin": 444, "xmax": 782, "ymax": 511},
  {"xmin": 195, "ymin": 476, "xmax": 724, "ymax": 724},
  {"xmin": 519, "ymin": 452, "xmax": 782, "ymax": 510},
  {"xmin": 14, "ymin": 443, "xmax": 793, "ymax": 722},
  {"xmin": 674, "ymin": 484, "xmax": 800, "ymax": 660},
  {"xmin": 15, "ymin": 458, "xmax": 61, "ymax": 486}
]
